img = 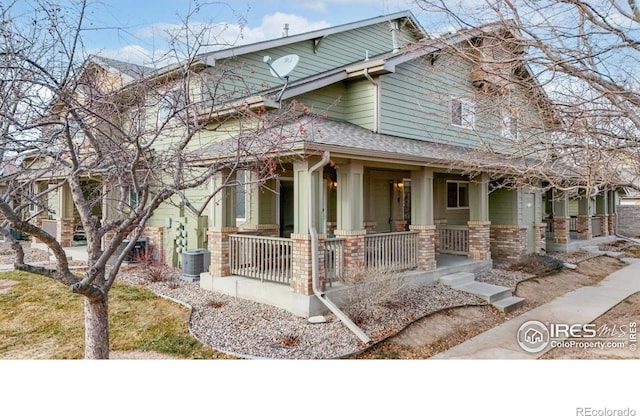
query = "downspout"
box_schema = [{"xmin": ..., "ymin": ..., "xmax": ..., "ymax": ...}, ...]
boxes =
[{"xmin": 308, "ymin": 151, "xmax": 371, "ymax": 344}]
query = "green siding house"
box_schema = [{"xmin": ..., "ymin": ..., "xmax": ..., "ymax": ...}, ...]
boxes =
[{"xmin": 35, "ymin": 11, "xmax": 618, "ymax": 316}]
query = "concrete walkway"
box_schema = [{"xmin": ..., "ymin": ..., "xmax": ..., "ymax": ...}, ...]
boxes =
[
  {"xmin": 0, "ymin": 245, "xmax": 89, "ymax": 272},
  {"xmin": 431, "ymin": 261, "xmax": 640, "ymax": 359}
]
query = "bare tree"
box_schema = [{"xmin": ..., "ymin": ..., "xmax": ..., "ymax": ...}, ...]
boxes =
[
  {"xmin": 0, "ymin": 0, "xmax": 310, "ymax": 358},
  {"xmin": 414, "ymin": 0, "xmax": 640, "ymax": 194}
]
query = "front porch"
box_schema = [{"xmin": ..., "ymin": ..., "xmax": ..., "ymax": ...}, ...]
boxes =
[
  {"xmin": 543, "ymin": 189, "xmax": 618, "ymax": 252},
  {"xmin": 200, "ymin": 157, "xmax": 495, "ymax": 317}
]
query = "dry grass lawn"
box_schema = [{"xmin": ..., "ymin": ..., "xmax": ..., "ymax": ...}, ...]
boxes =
[{"xmin": 0, "ymin": 271, "xmax": 233, "ymax": 359}]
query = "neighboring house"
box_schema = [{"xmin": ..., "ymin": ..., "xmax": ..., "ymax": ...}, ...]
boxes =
[{"xmin": 22, "ymin": 11, "xmax": 620, "ymax": 316}]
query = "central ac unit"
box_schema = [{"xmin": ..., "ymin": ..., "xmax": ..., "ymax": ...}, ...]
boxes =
[{"xmin": 180, "ymin": 249, "xmax": 210, "ymax": 282}]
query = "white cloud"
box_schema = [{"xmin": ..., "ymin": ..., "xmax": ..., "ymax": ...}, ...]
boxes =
[{"xmin": 96, "ymin": 12, "xmax": 331, "ymax": 65}]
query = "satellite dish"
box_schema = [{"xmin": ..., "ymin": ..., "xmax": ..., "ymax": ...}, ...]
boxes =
[{"xmin": 264, "ymin": 54, "xmax": 299, "ymax": 80}]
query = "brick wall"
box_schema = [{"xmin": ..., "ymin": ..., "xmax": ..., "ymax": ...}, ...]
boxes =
[
  {"xmin": 241, "ymin": 224, "xmax": 280, "ymax": 237},
  {"xmin": 410, "ymin": 225, "xmax": 437, "ymax": 271},
  {"xmin": 290, "ymin": 233, "xmax": 325, "ymax": 295},
  {"xmin": 576, "ymin": 215, "xmax": 592, "ymax": 240},
  {"xmin": 617, "ymin": 206, "xmax": 640, "ymax": 237},
  {"xmin": 490, "ymin": 225, "xmax": 527, "ymax": 261},
  {"xmin": 552, "ymin": 216, "xmax": 570, "ymax": 244},
  {"xmin": 468, "ymin": 221, "xmax": 491, "ymax": 261},
  {"xmin": 207, "ymin": 227, "xmax": 237, "ymax": 277},
  {"xmin": 143, "ymin": 226, "xmax": 164, "ymax": 261},
  {"xmin": 334, "ymin": 229, "xmax": 366, "ymax": 273}
]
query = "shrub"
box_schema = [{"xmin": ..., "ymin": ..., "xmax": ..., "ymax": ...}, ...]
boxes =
[
  {"xmin": 507, "ymin": 254, "xmax": 564, "ymax": 275},
  {"xmin": 334, "ymin": 264, "xmax": 406, "ymax": 326},
  {"xmin": 134, "ymin": 246, "xmax": 175, "ymax": 282}
]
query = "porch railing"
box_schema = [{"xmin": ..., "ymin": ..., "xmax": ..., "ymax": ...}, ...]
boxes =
[
  {"xmin": 324, "ymin": 238, "xmax": 345, "ymax": 286},
  {"xmin": 591, "ymin": 216, "xmax": 602, "ymax": 237},
  {"xmin": 569, "ymin": 216, "xmax": 578, "ymax": 232},
  {"xmin": 364, "ymin": 231, "xmax": 418, "ymax": 271},
  {"xmin": 229, "ymin": 234, "xmax": 292, "ymax": 284},
  {"xmin": 437, "ymin": 225, "xmax": 469, "ymax": 255}
]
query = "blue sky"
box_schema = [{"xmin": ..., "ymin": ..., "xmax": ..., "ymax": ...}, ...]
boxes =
[{"xmin": 78, "ymin": 0, "xmax": 427, "ymax": 64}]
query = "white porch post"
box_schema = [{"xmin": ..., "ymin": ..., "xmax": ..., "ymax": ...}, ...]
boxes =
[
  {"xmin": 334, "ymin": 160, "xmax": 366, "ymax": 272},
  {"xmin": 410, "ymin": 167, "xmax": 436, "ymax": 271},
  {"xmin": 291, "ymin": 157, "xmax": 325, "ymax": 295},
  {"xmin": 207, "ymin": 170, "xmax": 238, "ymax": 277}
]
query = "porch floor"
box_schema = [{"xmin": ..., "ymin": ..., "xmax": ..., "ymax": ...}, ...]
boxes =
[{"xmin": 546, "ymin": 235, "xmax": 616, "ymax": 253}]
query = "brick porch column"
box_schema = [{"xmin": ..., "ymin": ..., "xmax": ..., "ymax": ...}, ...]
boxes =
[
  {"xmin": 410, "ymin": 225, "xmax": 436, "ymax": 271},
  {"xmin": 334, "ymin": 229, "xmax": 366, "ymax": 273},
  {"xmin": 290, "ymin": 233, "xmax": 325, "ymax": 295},
  {"xmin": 608, "ymin": 213, "xmax": 616, "ymax": 235},
  {"xmin": 489, "ymin": 225, "xmax": 526, "ymax": 261},
  {"xmin": 468, "ymin": 221, "xmax": 491, "ymax": 261},
  {"xmin": 599, "ymin": 214, "xmax": 610, "ymax": 236},
  {"xmin": 56, "ymin": 218, "xmax": 74, "ymax": 247},
  {"xmin": 576, "ymin": 215, "xmax": 592, "ymax": 240},
  {"xmin": 552, "ymin": 217, "xmax": 570, "ymax": 244},
  {"xmin": 207, "ymin": 227, "xmax": 237, "ymax": 277},
  {"xmin": 242, "ymin": 224, "xmax": 280, "ymax": 237},
  {"xmin": 434, "ymin": 219, "xmax": 447, "ymax": 254},
  {"xmin": 535, "ymin": 223, "xmax": 546, "ymax": 254},
  {"xmin": 143, "ymin": 226, "xmax": 164, "ymax": 262}
]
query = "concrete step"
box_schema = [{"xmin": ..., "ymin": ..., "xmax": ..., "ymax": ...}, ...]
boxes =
[
  {"xmin": 454, "ymin": 281, "xmax": 513, "ymax": 303},
  {"xmin": 439, "ymin": 272, "xmax": 475, "ymax": 287},
  {"xmin": 492, "ymin": 296, "xmax": 525, "ymax": 313}
]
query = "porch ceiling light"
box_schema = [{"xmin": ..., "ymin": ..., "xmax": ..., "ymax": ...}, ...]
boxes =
[{"xmin": 396, "ymin": 181, "xmax": 404, "ymax": 189}]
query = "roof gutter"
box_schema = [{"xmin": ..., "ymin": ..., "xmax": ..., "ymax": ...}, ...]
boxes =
[{"xmin": 308, "ymin": 150, "xmax": 371, "ymax": 344}]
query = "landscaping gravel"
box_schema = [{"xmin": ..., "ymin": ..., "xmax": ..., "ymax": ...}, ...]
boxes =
[
  {"xmin": 0, "ymin": 242, "xmax": 50, "ymax": 265},
  {"xmin": 0, "ymin": 242, "xmax": 551, "ymax": 359},
  {"xmin": 117, "ymin": 266, "xmax": 489, "ymax": 359}
]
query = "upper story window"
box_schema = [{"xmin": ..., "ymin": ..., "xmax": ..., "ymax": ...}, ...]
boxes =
[
  {"xmin": 447, "ymin": 180, "xmax": 469, "ymax": 209},
  {"xmin": 158, "ymin": 89, "xmax": 186, "ymax": 122},
  {"xmin": 502, "ymin": 107, "xmax": 520, "ymax": 139},
  {"xmin": 450, "ymin": 96, "xmax": 475, "ymax": 129}
]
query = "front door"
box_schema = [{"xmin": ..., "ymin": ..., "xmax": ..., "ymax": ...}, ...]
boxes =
[
  {"xmin": 279, "ymin": 179, "xmax": 294, "ymax": 238},
  {"xmin": 373, "ymin": 178, "xmax": 392, "ymax": 232}
]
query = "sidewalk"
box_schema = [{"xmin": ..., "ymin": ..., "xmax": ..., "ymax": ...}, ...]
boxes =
[
  {"xmin": 0, "ymin": 244, "xmax": 89, "ymax": 272},
  {"xmin": 431, "ymin": 261, "xmax": 640, "ymax": 359}
]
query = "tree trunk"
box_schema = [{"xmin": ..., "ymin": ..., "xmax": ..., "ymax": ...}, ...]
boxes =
[{"xmin": 84, "ymin": 297, "xmax": 110, "ymax": 359}]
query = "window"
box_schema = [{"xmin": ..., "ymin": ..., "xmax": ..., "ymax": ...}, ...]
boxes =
[
  {"xmin": 28, "ymin": 183, "xmax": 36, "ymax": 212},
  {"xmin": 158, "ymin": 89, "xmax": 186, "ymax": 122},
  {"xmin": 451, "ymin": 97, "xmax": 475, "ymax": 129},
  {"xmin": 447, "ymin": 181, "xmax": 469, "ymax": 209},
  {"xmin": 502, "ymin": 107, "xmax": 520, "ymax": 139},
  {"xmin": 235, "ymin": 170, "xmax": 247, "ymax": 221}
]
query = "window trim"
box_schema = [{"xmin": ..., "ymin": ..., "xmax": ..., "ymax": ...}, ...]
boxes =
[
  {"xmin": 235, "ymin": 170, "xmax": 248, "ymax": 223},
  {"xmin": 446, "ymin": 180, "xmax": 470, "ymax": 210},
  {"xmin": 450, "ymin": 96, "xmax": 475, "ymax": 130}
]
